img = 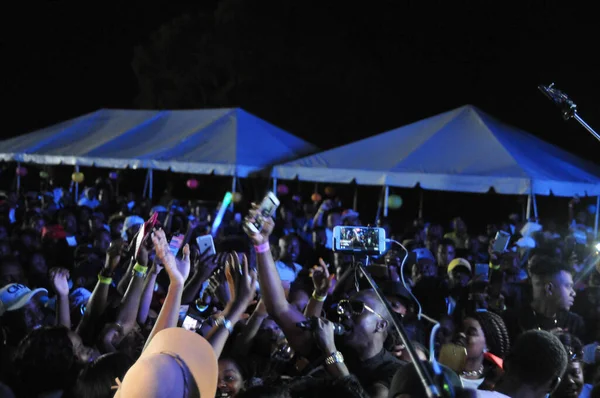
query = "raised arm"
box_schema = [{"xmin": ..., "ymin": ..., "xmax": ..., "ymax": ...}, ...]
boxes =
[{"xmin": 243, "ymin": 207, "xmax": 313, "ymax": 357}]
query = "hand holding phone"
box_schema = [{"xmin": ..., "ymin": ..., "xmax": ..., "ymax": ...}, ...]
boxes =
[
  {"xmin": 196, "ymin": 235, "xmax": 216, "ymax": 256},
  {"xmin": 332, "ymin": 226, "xmax": 387, "ymax": 255},
  {"xmin": 245, "ymin": 192, "xmax": 280, "ymax": 234}
]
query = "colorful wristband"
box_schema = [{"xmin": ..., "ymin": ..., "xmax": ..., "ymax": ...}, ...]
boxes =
[
  {"xmin": 133, "ymin": 263, "xmax": 148, "ymax": 275},
  {"xmin": 312, "ymin": 291, "xmax": 327, "ymax": 302},
  {"xmin": 254, "ymin": 242, "xmax": 270, "ymax": 254},
  {"xmin": 98, "ymin": 274, "xmax": 113, "ymax": 285}
]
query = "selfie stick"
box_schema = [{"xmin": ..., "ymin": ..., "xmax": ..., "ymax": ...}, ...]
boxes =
[
  {"xmin": 538, "ymin": 84, "xmax": 600, "ymax": 143},
  {"xmin": 355, "ymin": 261, "xmax": 447, "ymax": 398}
]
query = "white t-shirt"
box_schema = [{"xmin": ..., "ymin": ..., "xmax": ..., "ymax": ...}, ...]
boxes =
[
  {"xmin": 275, "ymin": 261, "xmax": 302, "ymax": 283},
  {"xmin": 476, "ymin": 391, "xmax": 511, "ymax": 398},
  {"xmin": 461, "ymin": 376, "xmax": 484, "ymax": 390}
]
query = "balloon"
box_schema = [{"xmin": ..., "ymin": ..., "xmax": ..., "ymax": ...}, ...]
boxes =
[
  {"xmin": 324, "ymin": 186, "xmax": 335, "ymax": 196},
  {"xmin": 109, "ymin": 171, "xmax": 118, "ymax": 180},
  {"xmin": 71, "ymin": 172, "xmax": 84, "ymax": 183},
  {"xmin": 588, "ymin": 204, "xmax": 597, "ymax": 215},
  {"xmin": 277, "ymin": 184, "xmax": 289, "ymax": 195},
  {"xmin": 186, "ymin": 179, "xmax": 199, "ymax": 189},
  {"xmin": 311, "ymin": 193, "xmax": 322, "ymax": 202},
  {"xmin": 39, "ymin": 171, "xmax": 49, "ymax": 179},
  {"xmin": 232, "ymin": 192, "xmax": 243, "ymax": 203},
  {"xmin": 15, "ymin": 166, "xmax": 27, "ymax": 177},
  {"xmin": 388, "ymin": 194, "xmax": 403, "ymax": 210}
]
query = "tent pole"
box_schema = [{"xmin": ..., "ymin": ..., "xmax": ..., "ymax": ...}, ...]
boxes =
[
  {"xmin": 149, "ymin": 169, "xmax": 153, "ymax": 200},
  {"xmin": 16, "ymin": 162, "xmax": 21, "ymax": 192},
  {"xmin": 231, "ymin": 175, "xmax": 237, "ymax": 211},
  {"xmin": 383, "ymin": 185, "xmax": 389, "ymax": 218},
  {"xmin": 595, "ymin": 196, "xmax": 599, "ymax": 240},
  {"xmin": 526, "ymin": 194, "xmax": 532, "ymax": 221},
  {"xmin": 142, "ymin": 170, "xmax": 149, "ymax": 198},
  {"xmin": 75, "ymin": 165, "xmax": 80, "ymax": 202},
  {"xmin": 353, "ymin": 183, "xmax": 358, "ymax": 211},
  {"xmin": 273, "ymin": 177, "xmax": 277, "ymax": 194},
  {"xmin": 531, "ymin": 181, "xmax": 538, "ymax": 221}
]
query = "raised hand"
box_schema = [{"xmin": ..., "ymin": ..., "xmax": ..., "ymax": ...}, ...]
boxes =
[
  {"xmin": 105, "ymin": 239, "xmax": 127, "ymax": 273},
  {"xmin": 152, "ymin": 229, "xmax": 189, "ymax": 286},
  {"xmin": 225, "ymin": 251, "xmax": 258, "ymax": 309},
  {"xmin": 50, "ymin": 268, "xmax": 70, "ymax": 297},
  {"xmin": 310, "ymin": 258, "xmax": 333, "ymax": 297},
  {"xmin": 242, "ymin": 203, "xmax": 275, "ymax": 245},
  {"xmin": 194, "ymin": 248, "xmax": 222, "ymax": 280}
]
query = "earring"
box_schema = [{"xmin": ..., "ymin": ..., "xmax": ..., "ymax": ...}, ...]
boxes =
[{"xmin": 483, "ymin": 347, "xmax": 488, "ymax": 353}]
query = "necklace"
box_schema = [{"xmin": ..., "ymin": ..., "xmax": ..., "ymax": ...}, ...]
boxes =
[
  {"xmin": 531, "ymin": 307, "xmax": 558, "ymax": 330},
  {"xmin": 461, "ymin": 365, "xmax": 484, "ymax": 378}
]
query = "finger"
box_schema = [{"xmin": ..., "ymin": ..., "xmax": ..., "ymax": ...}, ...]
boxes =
[
  {"xmin": 250, "ymin": 269, "xmax": 258, "ymax": 288},
  {"xmin": 242, "ymin": 253, "xmax": 249, "ymax": 277},
  {"xmin": 182, "ymin": 244, "xmax": 190, "ymax": 261},
  {"xmin": 231, "ymin": 250, "xmax": 241, "ymax": 275}
]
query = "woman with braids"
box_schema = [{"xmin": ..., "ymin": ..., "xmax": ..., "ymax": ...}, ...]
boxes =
[{"xmin": 455, "ymin": 309, "xmax": 510, "ymax": 390}]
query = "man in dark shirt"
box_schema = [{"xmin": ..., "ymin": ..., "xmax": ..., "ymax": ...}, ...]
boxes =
[{"xmin": 503, "ymin": 254, "xmax": 585, "ymax": 343}]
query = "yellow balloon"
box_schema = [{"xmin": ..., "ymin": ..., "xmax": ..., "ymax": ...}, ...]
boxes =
[
  {"xmin": 388, "ymin": 194, "xmax": 403, "ymax": 210},
  {"xmin": 232, "ymin": 192, "xmax": 243, "ymax": 203},
  {"xmin": 72, "ymin": 172, "xmax": 84, "ymax": 183}
]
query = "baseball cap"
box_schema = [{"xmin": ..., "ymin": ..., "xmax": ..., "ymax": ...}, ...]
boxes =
[
  {"xmin": 412, "ymin": 248, "xmax": 435, "ymax": 263},
  {"xmin": 114, "ymin": 327, "xmax": 217, "ymax": 398},
  {"xmin": 0, "ymin": 283, "xmax": 48, "ymax": 316},
  {"xmin": 447, "ymin": 258, "xmax": 472, "ymax": 275}
]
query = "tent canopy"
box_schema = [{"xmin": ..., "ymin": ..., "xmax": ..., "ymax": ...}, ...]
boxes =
[
  {"xmin": 0, "ymin": 108, "xmax": 318, "ymax": 177},
  {"xmin": 274, "ymin": 105, "xmax": 600, "ymax": 197}
]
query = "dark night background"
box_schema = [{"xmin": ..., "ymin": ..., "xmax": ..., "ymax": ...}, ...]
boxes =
[{"xmin": 2, "ymin": 1, "xmax": 599, "ymax": 231}]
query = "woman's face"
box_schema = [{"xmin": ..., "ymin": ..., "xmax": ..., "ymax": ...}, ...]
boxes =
[
  {"xmin": 217, "ymin": 358, "xmax": 244, "ymax": 397},
  {"xmin": 554, "ymin": 360, "xmax": 584, "ymax": 398},
  {"xmin": 462, "ymin": 318, "xmax": 486, "ymax": 360}
]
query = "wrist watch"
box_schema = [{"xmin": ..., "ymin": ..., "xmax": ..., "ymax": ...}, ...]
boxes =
[
  {"xmin": 324, "ymin": 351, "xmax": 344, "ymax": 366},
  {"xmin": 215, "ymin": 316, "xmax": 233, "ymax": 334}
]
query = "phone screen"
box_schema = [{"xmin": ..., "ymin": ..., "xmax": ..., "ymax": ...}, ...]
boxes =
[
  {"xmin": 475, "ymin": 263, "xmax": 489, "ymax": 280},
  {"xmin": 492, "ymin": 231, "xmax": 511, "ymax": 253},
  {"xmin": 336, "ymin": 226, "xmax": 383, "ymax": 253},
  {"xmin": 182, "ymin": 315, "xmax": 198, "ymax": 331},
  {"xmin": 168, "ymin": 234, "xmax": 184, "ymax": 256},
  {"xmin": 249, "ymin": 193, "xmax": 279, "ymax": 232}
]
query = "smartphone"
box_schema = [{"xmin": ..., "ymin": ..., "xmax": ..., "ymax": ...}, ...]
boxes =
[
  {"xmin": 492, "ymin": 230, "xmax": 511, "ymax": 253},
  {"xmin": 196, "ymin": 234, "xmax": 216, "ymax": 256},
  {"xmin": 182, "ymin": 315, "xmax": 199, "ymax": 331},
  {"xmin": 475, "ymin": 263, "xmax": 490, "ymax": 280},
  {"xmin": 438, "ymin": 343, "xmax": 467, "ymax": 373},
  {"xmin": 246, "ymin": 192, "xmax": 280, "ymax": 234},
  {"xmin": 168, "ymin": 234, "xmax": 184, "ymax": 256},
  {"xmin": 332, "ymin": 226, "xmax": 387, "ymax": 255}
]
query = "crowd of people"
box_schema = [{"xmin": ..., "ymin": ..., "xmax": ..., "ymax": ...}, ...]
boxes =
[{"xmin": 0, "ymin": 177, "xmax": 599, "ymax": 398}]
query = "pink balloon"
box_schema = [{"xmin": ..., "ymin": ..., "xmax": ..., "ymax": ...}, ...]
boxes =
[
  {"xmin": 277, "ymin": 184, "xmax": 289, "ymax": 195},
  {"xmin": 186, "ymin": 179, "xmax": 199, "ymax": 189}
]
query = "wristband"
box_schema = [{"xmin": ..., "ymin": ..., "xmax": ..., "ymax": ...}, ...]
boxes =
[
  {"xmin": 133, "ymin": 263, "xmax": 148, "ymax": 275},
  {"xmin": 215, "ymin": 316, "xmax": 233, "ymax": 334},
  {"xmin": 98, "ymin": 274, "xmax": 113, "ymax": 285},
  {"xmin": 312, "ymin": 291, "xmax": 327, "ymax": 302},
  {"xmin": 254, "ymin": 242, "xmax": 270, "ymax": 254}
]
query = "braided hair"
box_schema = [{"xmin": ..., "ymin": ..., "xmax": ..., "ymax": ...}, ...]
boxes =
[{"xmin": 468, "ymin": 310, "xmax": 510, "ymax": 359}]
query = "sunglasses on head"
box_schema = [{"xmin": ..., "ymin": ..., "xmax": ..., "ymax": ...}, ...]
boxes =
[{"xmin": 337, "ymin": 299, "xmax": 385, "ymax": 320}]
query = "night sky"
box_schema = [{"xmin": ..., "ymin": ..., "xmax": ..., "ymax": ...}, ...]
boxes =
[{"xmin": 3, "ymin": 2, "xmax": 598, "ymax": 160}]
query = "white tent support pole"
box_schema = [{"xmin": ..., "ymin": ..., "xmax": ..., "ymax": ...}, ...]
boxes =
[
  {"xmin": 383, "ymin": 185, "xmax": 389, "ymax": 218},
  {"xmin": 149, "ymin": 169, "xmax": 153, "ymax": 200},
  {"xmin": 273, "ymin": 177, "xmax": 277, "ymax": 194},
  {"xmin": 16, "ymin": 162, "xmax": 21, "ymax": 192},
  {"xmin": 531, "ymin": 181, "xmax": 538, "ymax": 221},
  {"xmin": 353, "ymin": 184, "xmax": 358, "ymax": 211},
  {"xmin": 231, "ymin": 175, "xmax": 237, "ymax": 211},
  {"xmin": 142, "ymin": 170, "xmax": 149, "ymax": 198},
  {"xmin": 526, "ymin": 194, "xmax": 531, "ymax": 221},
  {"xmin": 595, "ymin": 195, "xmax": 600, "ymax": 240}
]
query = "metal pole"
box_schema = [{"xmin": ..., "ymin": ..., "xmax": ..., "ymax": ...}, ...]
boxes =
[
  {"xmin": 273, "ymin": 177, "xmax": 277, "ymax": 194},
  {"xmin": 75, "ymin": 165, "xmax": 80, "ymax": 202},
  {"xmin": 595, "ymin": 196, "xmax": 599, "ymax": 240},
  {"xmin": 149, "ymin": 169, "xmax": 153, "ymax": 200},
  {"xmin": 383, "ymin": 185, "xmax": 389, "ymax": 218},
  {"xmin": 16, "ymin": 162, "xmax": 21, "ymax": 192}
]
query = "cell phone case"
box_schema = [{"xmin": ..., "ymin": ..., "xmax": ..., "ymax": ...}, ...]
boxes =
[{"xmin": 438, "ymin": 343, "xmax": 467, "ymax": 373}]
